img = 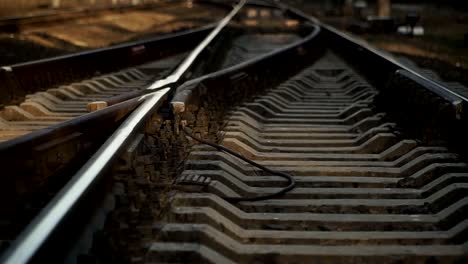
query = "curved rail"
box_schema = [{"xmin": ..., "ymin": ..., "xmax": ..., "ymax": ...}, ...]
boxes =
[
  {"xmin": 148, "ymin": 0, "xmax": 247, "ymax": 90},
  {"xmin": 0, "ymin": 25, "xmax": 214, "ymax": 107},
  {"xmin": 87, "ymin": 0, "xmax": 247, "ymax": 108}
]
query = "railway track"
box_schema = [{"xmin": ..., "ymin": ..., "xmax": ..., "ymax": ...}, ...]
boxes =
[
  {"xmin": 0, "ymin": 53, "xmax": 185, "ymax": 142},
  {"xmin": 160, "ymin": 52, "xmax": 468, "ymax": 262},
  {"xmin": 1, "ymin": 0, "xmax": 468, "ymax": 263}
]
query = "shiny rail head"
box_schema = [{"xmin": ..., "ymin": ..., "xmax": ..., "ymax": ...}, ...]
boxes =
[
  {"xmin": 146, "ymin": 0, "xmax": 247, "ymax": 91},
  {"xmin": 0, "ymin": 1, "xmax": 249, "ymax": 262},
  {"xmin": 0, "ymin": 88, "xmax": 170, "ymax": 264}
]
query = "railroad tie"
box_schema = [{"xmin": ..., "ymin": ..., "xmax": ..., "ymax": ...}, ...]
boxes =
[
  {"xmin": 149, "ymin": 52, "xmax": 468, "ymax": 263},
  {"xmin": 0, "ymin": 54, "xmax": 184, "ymax": 142}
]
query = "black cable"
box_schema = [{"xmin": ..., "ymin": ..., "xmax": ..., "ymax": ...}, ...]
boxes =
[{"xmin": 182, "ymin": 126, "xmax": 296, "ymax": 202}]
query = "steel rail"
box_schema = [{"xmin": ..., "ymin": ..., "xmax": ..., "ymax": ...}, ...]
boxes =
[
  {"xmin": 280, "ymin": 3, "xmax": 467, "ymax": 116},
  {"xmin": 89, "ymin": 0, "xmax": 246, "ymax": 107},
  {"xmin": 148, "ymin": 0, "xmax": 247, "ymax": 90},
  {"xmin": 0, "ymin": 1, "xmax": 245, "ymax": 263},
  {"xmin": 2, "ymin": 1, "xmax": 465, "ymax": 262},
  {"xmin": 0, "ymin": 25, "xmax": 213, "ymax": 107},
  {"xmin": 0, "ymin": 89, "xmax": 169, "ymax": 264},
  {"xmin": 322, "ymin": 23, "xmax": 466, "ymax": 106}
]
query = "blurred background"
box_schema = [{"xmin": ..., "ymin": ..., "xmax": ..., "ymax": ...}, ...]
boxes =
[
  {"xmin": 0, "ymin": 1, "xmax": 157, "ymax": 17},
  {"xmin": 284, "ymin": 0, "xmax": 468, "ymax": 86},
  {"xmin": 0, "ymin": 0, "xmax": 466, "ymax": 84}
]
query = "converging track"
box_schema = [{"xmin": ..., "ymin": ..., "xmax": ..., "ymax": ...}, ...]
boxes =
[{"xmin": 1, "ymin": 0, "xmax": 468, "ymax": 263}]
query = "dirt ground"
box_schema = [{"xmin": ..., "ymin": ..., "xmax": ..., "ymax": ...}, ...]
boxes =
[
  {"xmin": 284, "ymin": 0, "xmax": 468, "ymax": 87},
  {"xmin": 0, "ymin": 2, "xmax": 226, "ymax": 65}
]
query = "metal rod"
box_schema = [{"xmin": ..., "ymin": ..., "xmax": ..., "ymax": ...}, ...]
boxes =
[
  {"xmin": 0, "ymin": 89, "xmax": 169, "ymax": 264},
  {"xmin": 148, "ymin": 0, "xmax": 246, "ymax": 90},
  {"xmin": 0, "ymin": 1, "xmax": 247, "ymax": 262},
  {"xmin": 281, "ymin": 3, "xmax": 468, "ymax": 106}
]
